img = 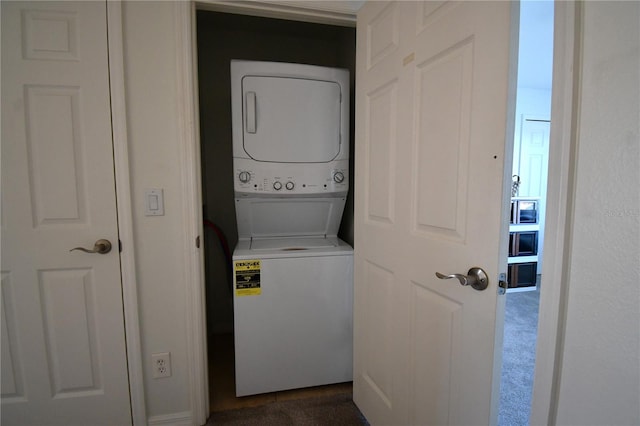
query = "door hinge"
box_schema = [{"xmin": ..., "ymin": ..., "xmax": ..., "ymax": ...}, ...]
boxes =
[
  {"xmin": 196, "ymin": 235, "xmax": 200, "ymax": 249},
  {"xmin": 498, "ymin": 273, "xmax": 508, "ymax": 295},
  {"xmin": 119, "ymin": 239, "xmax": 123, "ymax": 253}
]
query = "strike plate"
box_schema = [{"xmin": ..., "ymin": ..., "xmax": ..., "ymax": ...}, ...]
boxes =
[{"xmin": 498, "ymin": 273, "xmax": 508, "ymax": 295}]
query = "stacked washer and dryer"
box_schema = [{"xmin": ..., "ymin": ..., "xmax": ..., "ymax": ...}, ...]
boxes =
[{"xmin": 230, "ymin": 60, "xmax": 353, "ymax": 397}]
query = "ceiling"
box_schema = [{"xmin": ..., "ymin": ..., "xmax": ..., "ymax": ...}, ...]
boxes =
[{"xmin": 518, "ymin": 0, "xmax": 554, "ymax": 90}]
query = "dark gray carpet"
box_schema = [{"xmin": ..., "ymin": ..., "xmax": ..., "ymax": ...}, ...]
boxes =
[
  {"xmin": 498, "ymin": 289, "xmax": 540, "ymax": 426},
  {"xmin": 206, "ymin": 393, "xmax": 369, "ymax": 425}
]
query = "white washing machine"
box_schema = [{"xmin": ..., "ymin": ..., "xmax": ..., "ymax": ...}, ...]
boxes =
[
  {"xmin": 230, "ymin": 60, "xmax": 353, "ymax": 396},
  {"xmin": 233, "ymin": 237, "xmax": 353, "ymax": 396}
]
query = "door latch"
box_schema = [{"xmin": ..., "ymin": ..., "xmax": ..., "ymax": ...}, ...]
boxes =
[{"xmin": 498, "ymin": 273, "xmax": 508, "ymax": 295}]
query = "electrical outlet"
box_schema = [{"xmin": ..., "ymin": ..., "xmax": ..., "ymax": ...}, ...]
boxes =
[{"xmin": 152, "ymin": 352, "xmax": 172, "ymax": 378}]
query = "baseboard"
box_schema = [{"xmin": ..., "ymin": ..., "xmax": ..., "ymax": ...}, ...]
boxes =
[{"xmin": 147, "ymin": 411, "xmax": 194, "ymax": 426}]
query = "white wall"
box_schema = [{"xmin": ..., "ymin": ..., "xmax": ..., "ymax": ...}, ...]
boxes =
[
  {"xmin": 121, "ymin": 2, "xmax": 192, "ymax": 421},
  {"xmin": 555, "ymin": 2, "xmax": 640, "ymax": 424}
]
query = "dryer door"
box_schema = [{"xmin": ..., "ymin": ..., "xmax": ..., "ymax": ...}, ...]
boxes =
[{"xmin": 241, "ymin": 76, "xmax": 342, "ymax": 163}]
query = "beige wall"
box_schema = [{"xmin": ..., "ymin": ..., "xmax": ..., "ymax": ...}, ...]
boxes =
[
  {"xmin": 122, "ymin": 2, "xmax": 191, "ymax": 420},
  {"xmin": 554, "ymin": 2, "xmax": 639, "ymax": 424}
]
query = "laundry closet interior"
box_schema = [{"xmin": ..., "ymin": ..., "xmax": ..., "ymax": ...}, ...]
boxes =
[{"xmin": 195, "ymin": 8, "xmax": 356, "ymax": 410}]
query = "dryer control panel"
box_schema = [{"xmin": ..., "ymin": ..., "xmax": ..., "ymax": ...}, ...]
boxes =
[{"xmin": 234, "ymin": 158, "xmax": 348, "ymax": 196}]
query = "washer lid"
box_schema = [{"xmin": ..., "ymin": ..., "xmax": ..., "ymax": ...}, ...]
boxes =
[
  {"xmin": 235, "ymin": 196, "xmax": 346, "ymax": 239},
  {"xmin": 250, "ymin": 236, "xmax": 338, "ymax": 251},
  {"xmin": 241, "ymin": 76, "xmax": 342, "ymax": 163}
]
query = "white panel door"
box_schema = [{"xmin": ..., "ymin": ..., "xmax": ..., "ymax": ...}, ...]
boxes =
[
  {"xmin": 518, "ymin": 117, "xmax": 550, "ymax": 272},
  {"xmin": 1, "ymin": 2, "xmax": 132, "ymax": 424},
  {"xmin": 518, "ymin": 117, "xmax": 551, "ymax": 198},
  {"xmin": 354, "ymin": 1, "xmax": 514, "ymax": 424}
]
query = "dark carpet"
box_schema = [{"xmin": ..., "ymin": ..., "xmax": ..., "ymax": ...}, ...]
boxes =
[
  {"xmin": 498, "ymin": 289, "xmax": 540, "ymax": 426},
  {"xmin": 206, "ymin": 393, "xmax": 369, "ymax": 425}
]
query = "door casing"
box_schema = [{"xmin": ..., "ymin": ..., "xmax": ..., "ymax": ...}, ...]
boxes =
[{"xmin": 106, "ymin": 2, "xmax": 147, "ymax": 425}]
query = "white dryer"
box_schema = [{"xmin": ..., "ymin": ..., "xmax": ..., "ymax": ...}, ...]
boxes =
[{"xmin": 230, "ymin": 60, "xmax": 353, "ymax": 396}]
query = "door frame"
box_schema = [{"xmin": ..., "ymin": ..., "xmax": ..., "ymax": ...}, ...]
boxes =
[
  {"xmin": 530, "ymin": 2, "xmax": 579, "ymax": 424},
  {"xmin": 107, "ymin": 2, "xmax": 146, "ymax": 425},
  {"xmin": 173, "ymin": 1, "xmax": 579, "ymax": 424}
]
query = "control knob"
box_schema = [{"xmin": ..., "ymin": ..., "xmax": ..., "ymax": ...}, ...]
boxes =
[
  {"xmin": 285, "ymin": 181, "xmax": 295, "ymax": 190},
  {"xmin": 273, "ymin": 181, "xmax": 282, "ymax": 191},
  {"xmin": 238, "ymin": 171, "xmax": 251, "ymax": 183},
  {"xmin": 333, "ymin": 171, "xmax": 345, "ymax": 183}
]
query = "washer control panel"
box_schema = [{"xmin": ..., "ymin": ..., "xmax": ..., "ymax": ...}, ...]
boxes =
[{"xmin": 234, "ymin": 158, "xmax": 348, "ymax": 195}]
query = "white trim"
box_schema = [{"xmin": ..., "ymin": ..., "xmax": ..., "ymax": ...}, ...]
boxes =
[
  {"xmin": 148, "ymin": 411, "xmax": 193, "ymax": 426},
  {"xmin": 106, "ymin": 2, "xmax": 147, "ymax": 425},
  {"xmin": 174, "ymin": 2, "xmax": 209, "ymax": 425},
  {"xmin": 265, "ymin": 0, "xmax": 363, "ymax": 15},
  {"xmin": 530, "ymin": 1, "xmax": 578, "ymax": 425},
  {"xmin": 196, "ymin": 0, "xmax": 357, "ymax": 27}
]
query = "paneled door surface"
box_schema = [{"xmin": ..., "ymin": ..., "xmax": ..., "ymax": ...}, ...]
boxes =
[
  {"xmin": 518, "ymin": 118, "xmax": 551, "ymax": 198},
  {"xmin": 1, "ymin": 2, "xmax": 132, "ymax": 424},
  {"xmin": 353, "ymin": 1, "xmax": 514, "ymax": 424}
]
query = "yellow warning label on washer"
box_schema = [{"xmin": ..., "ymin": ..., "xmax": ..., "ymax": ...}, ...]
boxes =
[{"xmin": 234, "ymin": 260, "xmax": 261, "ymax": 296}]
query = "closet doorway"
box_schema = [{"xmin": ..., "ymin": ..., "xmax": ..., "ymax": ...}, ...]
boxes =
[{"xmin": 195, "ymin": 9, "xmax": 356, "ymax": 412}]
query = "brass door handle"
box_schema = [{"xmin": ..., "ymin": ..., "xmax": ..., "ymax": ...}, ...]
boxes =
[
  {"xmin": 435, "ymin": 267, "xmax": 489, "ymax": 291},
  {"xmin": 70, "ymin": 239, "xmax": 112, "ymax": 254}
]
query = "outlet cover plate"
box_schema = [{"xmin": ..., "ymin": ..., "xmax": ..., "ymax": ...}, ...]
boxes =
[{"xmin": 152, "ymin": 352, "xmax": 172, "ymax": 378}]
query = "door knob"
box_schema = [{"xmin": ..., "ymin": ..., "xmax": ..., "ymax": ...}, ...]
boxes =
[
  {"xmin": 70, "ymin": 239, "xmax": 112, "ymax": 254},
  {"xmin": 435, "ymin": 267, "xmax": 489, "ymax": 291}
]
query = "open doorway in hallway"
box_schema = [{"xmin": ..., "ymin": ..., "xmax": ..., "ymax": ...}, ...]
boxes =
[{"xmin": 499, "ymin": 1, "xmax": 553, "ymax": 425}]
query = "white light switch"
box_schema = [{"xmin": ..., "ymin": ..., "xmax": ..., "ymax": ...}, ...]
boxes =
[{"xmin": 145, "ymin": 189, "xmax": 164, "ymax": 216}]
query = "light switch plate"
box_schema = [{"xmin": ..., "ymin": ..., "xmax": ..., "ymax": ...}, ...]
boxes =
[{"xmin": 144, "ymin": 189, "xmax": 164, "ymax": 216}]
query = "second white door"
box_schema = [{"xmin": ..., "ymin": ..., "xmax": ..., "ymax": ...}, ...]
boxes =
[
  {"xmin": 354, "ymin": 1, "xmax": 515, "ymax": 424},
  {"xmin": 1, "ymin": 2, "xmax": 132, "ymax": 424}
]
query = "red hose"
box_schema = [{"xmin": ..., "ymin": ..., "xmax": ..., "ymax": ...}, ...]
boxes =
[{"xmin": 203, "ymin": 220, "xmax": 232, "ymax": 265}]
